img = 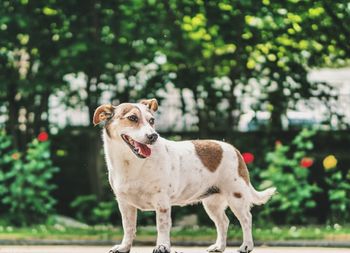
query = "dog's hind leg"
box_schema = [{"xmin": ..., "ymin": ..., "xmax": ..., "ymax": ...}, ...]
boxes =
[
  {"xmin": 109, "ymin": 201, "xmax": 137, "ymax": 253},
  {"xmin": 203, "ymin": 196, "xmax": 229, "ymax": 252},
  {"xmin": 227, "ymin": 195, "xmax": 253, "ymax": 253}
]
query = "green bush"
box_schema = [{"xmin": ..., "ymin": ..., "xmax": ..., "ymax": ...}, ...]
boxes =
[
  {"xmin": 70, "ymin": 195, "xmax": 120, "ymax": 225},
  {"xmin": 259, "ymin": 129, "xmax": 320, "ymax": 224},
  {"xmin": 325, "ymin": 165, "xmax": 350, "ymax": 223},
  {"xmin": 0, "ymin": 131, "xmax": 59, "ymax": 226},
  {"xmin": 70, "ymin": 194, "xmax": 158, "ymax": 225}
]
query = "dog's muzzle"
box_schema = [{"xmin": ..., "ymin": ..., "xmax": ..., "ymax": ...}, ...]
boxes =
[{"xmin": 121, "ymin": 134, "xmax": 154, "ymax": 159}]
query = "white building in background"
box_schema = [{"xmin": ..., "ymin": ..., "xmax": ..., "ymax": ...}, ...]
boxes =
[
  {"xmin": 307, "ymin": 68, "xmax": 350, "ymax": 128},
  {"xmin": 239, "ymin": 68, "xmax": 350, "ymax": 131},
  {"xmin": 48, "ymin": 67, "xmax": 350, "ymax": 133}
]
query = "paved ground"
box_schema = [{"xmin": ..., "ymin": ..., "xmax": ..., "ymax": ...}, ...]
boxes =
[{"xmin": 1, "ymin": 246, "xmax": 350, "ymax": 253}]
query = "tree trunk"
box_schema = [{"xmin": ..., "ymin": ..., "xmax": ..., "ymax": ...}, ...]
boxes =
[
  {"xmin": 86, "ymin": 131, "xmax": 104, "ymax": 199},
  {"xmin": 32, "ymin": 86, "xmax": 50, "ymax": 135},
  {"xmin": 85, "ymin": 76, "xmax": 104, "ymax": 200},
  {"xmin": 6, "ymin": 82, "xmax": 20, "ymax": 150},
  {"xmin": 226, "ymin": 79, "xmax": 237, "ymax": 139}
]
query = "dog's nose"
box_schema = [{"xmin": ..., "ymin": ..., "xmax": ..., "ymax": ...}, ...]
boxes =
[{"xmin": 146, "ymin": 133, "xmax": 158, "ymax": 143}]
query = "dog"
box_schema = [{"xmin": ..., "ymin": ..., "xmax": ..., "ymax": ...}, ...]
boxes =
[{"xmin": 93, "ymin": 98, "xmax": 276, "ymax": 253}]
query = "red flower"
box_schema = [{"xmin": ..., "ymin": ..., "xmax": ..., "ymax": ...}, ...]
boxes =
[
  {"xmin": 300, "ymin": 157, "xmax": 314, "ymax": 168},
  {"xmin": 37, "ymin": 132, "xmax": 49, "ymax": 142},
  {"xmin": 242, "ymin": 152, "xmax": 254, "ymax": 164}
]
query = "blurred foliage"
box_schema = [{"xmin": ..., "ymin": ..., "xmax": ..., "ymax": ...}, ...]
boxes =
[
  {"xmin": 70, "ymin": 194, "xmax": 157, "ymax": 226},
  {"xmin": 325, "ymin": 165, "xmax": 350, "ymax": 223},
  {"xmin": 0, "ymin": 131, "xmax": 58, "ymax": 226},
  {"xmin": 259, "ymin": 128, "xmax": 320, "ymax": 224},
  {"xmin": 259, "ymin": 128, "xmax": 350, "ymax": 224},
  {"xmin": 70, "ymin": 195, "xmax": 119, "ymax": 225},
  {"xmin": 1, "ymin": 0, "xmax": 349, "ymax": 149}
]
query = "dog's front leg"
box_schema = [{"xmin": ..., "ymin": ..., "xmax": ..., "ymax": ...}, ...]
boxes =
[
  {"xmin": 153, "ymin": 202, "xmax": 172, "ymax": 253},
  {"xmin": 109, "ymin": 201, "xmax": 137, "ymax": 253}
]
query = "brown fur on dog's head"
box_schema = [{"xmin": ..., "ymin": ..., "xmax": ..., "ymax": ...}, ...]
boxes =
[
  {"xmin": 93, "ymin": 99, "xmax": 158, "ymax": 127},
  {"xmin": 139, "ymin": 98, "xmax": 158, "ymax": 112},
  {"xmin": 93, "ymin": 100, "xmax": 158, "ymax": 140},
  {"xmin": 93, "ymin": 104, "xmax": 115, "ymax": 126}
]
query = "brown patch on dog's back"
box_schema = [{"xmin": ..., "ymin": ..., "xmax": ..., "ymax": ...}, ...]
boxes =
[
  {"xmin": 192, "ymin": 140, "xmax": 223, "ymax": 172},
  {"xmin": 235, "ymin": 149, "xmax": 250, "ymax": 185},
  {"xmin": 233, "ymin": 192, "xmax": 242, "ymax": 198}
]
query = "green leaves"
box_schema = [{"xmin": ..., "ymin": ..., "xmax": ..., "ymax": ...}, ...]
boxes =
[
  {"xmin": 259, "ymin": 129, "xmax": 319, "ymax": 224},
  {"xmin": 70, "ymin": 195, "xmax": 120, "ymax": 225},
  {"xmin": 0, "ymin": 131, "xmax": 59, "ymax": 226},
  {"xmin": 42, "ymin": 7, "xmax": 58, "ymax": 16},
  {"xmin": 1, "ymin": 0, "xmax": 348, "ymax": 139},
  {"xmin": 259, "ymin": 128, "xmax": 350, "ymax": 224},
  {"xmin": 326, "ymin": 170, "xmax": 350, "ymax": 221}
]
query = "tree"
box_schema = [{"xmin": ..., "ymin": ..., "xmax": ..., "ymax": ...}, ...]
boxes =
[
  {"xmin": 0, "ymin": 0, "xmax": 68, "ymax": 149},
  {"xmin": 156, "ymin": 0, "xmax": 349, "ymax": 134}
]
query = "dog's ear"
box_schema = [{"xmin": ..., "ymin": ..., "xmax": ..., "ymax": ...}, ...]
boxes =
[
  {"xmin": 139, "ymin": 98, "xmax": 158, "ymax": 112},
  {"xmin": 93, "ymin": 104, "xmax": 114, "ymax": 126}
]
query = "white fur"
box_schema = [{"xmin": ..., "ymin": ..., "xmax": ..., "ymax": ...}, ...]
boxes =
[{"xmin": 99, "ymin": 103, "xmax": 275, "ymax": 253}]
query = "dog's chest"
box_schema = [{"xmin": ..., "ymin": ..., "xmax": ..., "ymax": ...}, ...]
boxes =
[{"xmin": 113, "ymin": 180, "xmax": 164, "ymax": 210}]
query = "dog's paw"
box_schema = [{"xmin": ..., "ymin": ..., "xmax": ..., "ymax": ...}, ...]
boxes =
[
  {"xmin": 152, "ymin": 244, "xmax": 170, "ymax": 253},
  {"xmin": 207, "ymin": 243, "xmax": 225, "ymax": 252},
  {"xmin": 237, "ymin": 241, "xmax": 253, "ymax": 253},
  {"xmin": 108, "ymin": 245, "xmax": 130, "ymax": 253}
]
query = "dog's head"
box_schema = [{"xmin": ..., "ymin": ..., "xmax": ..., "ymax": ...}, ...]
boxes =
[{"xmin": 93, "ymin": 99, "xmax": 159, "ymax": 159}]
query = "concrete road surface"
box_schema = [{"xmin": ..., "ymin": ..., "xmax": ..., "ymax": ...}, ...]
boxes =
[{"xmin": 0, "ymin": 246, "xmax": 350, "ymax": 253}]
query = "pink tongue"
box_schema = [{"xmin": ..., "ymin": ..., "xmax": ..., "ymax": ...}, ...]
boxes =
[{"xmin": 134, "ymin": 141, "xmax": 151, "ymax": 157}]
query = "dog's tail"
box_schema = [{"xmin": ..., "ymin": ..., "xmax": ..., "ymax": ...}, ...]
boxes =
[{"xmin": 249, "ymin": 185, "xmax": 276, "ymax": 206}]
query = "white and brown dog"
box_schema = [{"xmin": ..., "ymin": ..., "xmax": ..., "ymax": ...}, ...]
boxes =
[{"xmin": 93, "ymin": 99, "xmax": 276, "ymax": 253}]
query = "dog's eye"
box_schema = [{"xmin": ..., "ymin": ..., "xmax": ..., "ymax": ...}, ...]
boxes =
[
  {"xmin": 127, "ymin": 115, "xmax": 138, "ymax": 122},
  {"xmin": 149, "ymin": 118, "xmax": 155, "ymax": 125}
]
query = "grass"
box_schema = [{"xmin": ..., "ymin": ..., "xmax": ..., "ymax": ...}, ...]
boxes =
[{"xmin": 0, "ymin": 224, "xmax": 349, "ymax": 242}]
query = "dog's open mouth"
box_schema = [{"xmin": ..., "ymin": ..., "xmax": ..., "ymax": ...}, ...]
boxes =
[{"xmin": 121, "ymin": 134, "xmax": 151, "ymax": 158}]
